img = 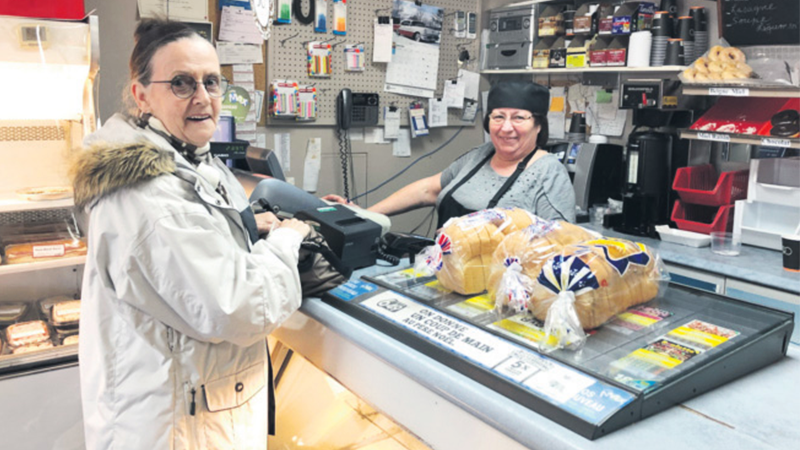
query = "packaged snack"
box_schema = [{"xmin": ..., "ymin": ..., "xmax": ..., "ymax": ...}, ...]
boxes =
[
  {"xmin": 420, "ymin": 208, "xmax": 539, "ymax": 295},
  {"xmin": 39, "ymin": 295, "xmax": 75, "ymax": 316},
  {"xmin": 3, "ymin": 238, "xmax": 87, "ymax": 265},
  {"xmin": 50, "ymin": 299, "xmax": 81, "ymax": 328},
  {"xmin": 488, "ymin": 221, "xmax": 597, "ymax": 313},
  {"xmin": 61, "ymin": 334, "xmax": 79, "ymax": 346},
  {"xmin": 529, "ymin": 239, "xmax": 668, "ymax": 350},
  {"xmin": 5, "ymin": 320, "xmax": 51, "ymax": 347},
  {"xmin": 12, "ymin": 340, "xmax": 54, "ymax": 354},
  {"xmin": 0, "ymin": 302, "xmax": 29, "ymax": 325}
]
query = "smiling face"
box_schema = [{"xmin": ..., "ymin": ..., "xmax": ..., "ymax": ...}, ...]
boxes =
[
  {"xmin": 488, "ymin": 108, "xmax": 541, "ymax": 162},
  {"xmin": 132, "ymin": 36, "xmax": 222, "ymax": 147}
]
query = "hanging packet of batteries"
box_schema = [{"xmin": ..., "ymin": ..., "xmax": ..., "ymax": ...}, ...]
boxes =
[
  {"xmin": 333, "ymin": 0, "xmax": 347, "ymax": 35},
  {"xmin": 296, "ymin": 85, "xmax": 317, "ymax": 121},
  {"xmin": 307, "ymin": 42, "xmax": 332, "ymax": 77},
  {"xmin": 344, "ymin": 44, "xmax": 365, "ymax": 72},
  {"xmin": 270, "ymin": 80, "xmax": 299, "ymax": 118},
  {"xmin": 314, "ymin": 0, "xmax": 327, "ymax": 32},
  {"xmin": 276, "ymin": 0, "xmax": 292, "ymax": 24},
  {"xmin": 409, "ymin": 102, "xmax": 429, "ymax": 138}
]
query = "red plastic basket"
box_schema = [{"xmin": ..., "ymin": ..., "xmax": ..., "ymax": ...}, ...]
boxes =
[
  {"xmin": 672, "ymin": 164, "xmax": 749, "ymax": 206},
  {"xmin": 671, "ymin": 200, "xmax": 735, "ymax": 235}
]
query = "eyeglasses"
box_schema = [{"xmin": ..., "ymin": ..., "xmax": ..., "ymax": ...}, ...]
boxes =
[
  {"xmin": 489, "ymin": 114, "xmax": 533, "ymax": 126},
  {"xmin": 150, "ymin": 74, "xmax": 229, "ymax": 99}
]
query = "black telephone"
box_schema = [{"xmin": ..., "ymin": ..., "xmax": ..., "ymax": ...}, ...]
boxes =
[
  {"xmin": 337, "ymin": 88, "xmax": 353, "ymax": 130},
  {"xmin": 377, "ymin": 232, "xmax": 435, "ymax": 264}
]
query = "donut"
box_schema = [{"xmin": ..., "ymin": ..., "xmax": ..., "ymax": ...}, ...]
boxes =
[
  {"xmin": 770, "ymin": 123, "xmax": 800, "ymax": 138},
  {"xmin": 707, "ymin": 61, "xmax": 725, "ymax": 73},
  {"xmin": 735, "ymin": 62, "xmax": 753, "ymax": 77},
  {"xmin": 683, "ymin": 68, "xmax": 698, "ymax": 82},
  {"xmin": 771, "ymin": 109, "xmax": 800, "ymax": 126},
  {"xmin": 708, "ymin": 45, "xmax": 725, "ymax": 62},
  {"xmin": 695, "ymin": 72, "xmax": 710, "ymax": 82},
  {"xmin": 694, "ymin": 58, "xmax": 710, "ymax": 73},
  {"xmin": 731, "ymin": 71, "xmax": 749, "ymax": 79},
  {"xmin": 722, "ymin": 47, "xmax": 746, "ymax": 63},
  {"xmin": 721, "ymin": 71, "xmax": 740, "ymax": 80},
  {"xmin": 708, "ymin": 72, "xmax": 723, "ymax": 80}
]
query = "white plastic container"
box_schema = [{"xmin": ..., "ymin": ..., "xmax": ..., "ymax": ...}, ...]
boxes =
[
  {"xmin": 656, "ymin": 225, "xmax": 711, "ymax": 247},
  {"xmin": 734, "ymin": 200, "xmax": 800, "ymax": 251},
  {"xmin": 748, "ymin": 157, "xmax": 800, "ymax": 206}
]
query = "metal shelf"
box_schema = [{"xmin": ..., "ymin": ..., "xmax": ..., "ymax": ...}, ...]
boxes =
[
  {"xmin": 0, "ymin": 256, "xmax": 86, "ymax": 276},
  {"xmin": 680, "ymin": 129, "xmax": 800, "ymax": 149},
  {"xmin": 0, "ymin": 197, "xmax": 74, "ymax": 214},
  {"xmin": 682, "ymin": 85, "xmax": 800, "ymax": 98},
  {"xmin": 482, "ymin": 66, "xmax": 686, "ymax": 74}
]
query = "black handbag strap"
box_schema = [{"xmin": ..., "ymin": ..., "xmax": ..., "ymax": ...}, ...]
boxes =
[{"xmin": 487, "ymin": 149, "xmax": 537, "ymax": 208}]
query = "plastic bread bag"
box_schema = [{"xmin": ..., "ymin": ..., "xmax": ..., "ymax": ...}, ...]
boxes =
[
  {"xmin": 434, "ymin": 208, "xmax": 539, "ymax": 295},
  {"xmin": 488, "ymin": 220, "xmax": 598, "ymax": 313},
  {"xmin": 413, "ymin": 240, "xmax": 443, "ymax": 277},
  {"xmin": 530, "ymin": 238, "xmax": 669, "ymax": 352},
  {"xmin": 679, "ymin": 38, "xmax": 758, "ymax": 85}
]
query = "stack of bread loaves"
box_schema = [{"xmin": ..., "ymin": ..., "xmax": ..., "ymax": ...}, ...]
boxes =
[
  {"xmin": 488, "ymin": 220, "xmax": 597, "ymax": 312},
  {"xmin": 682, "ymin": 45, "xmax": 753, "ymax": 83},
  {"xmin": 434, "ymin": 208, "xmax": 538, "ymax": 295},
  {"xmin": 529, "ymin": 238, "xmax": 664, "ymax": 331}
]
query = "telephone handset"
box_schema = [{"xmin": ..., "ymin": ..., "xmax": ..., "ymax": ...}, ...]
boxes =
[{"xmin": 337, "ymin": 88, "xmax": 353, "ymax": 130}]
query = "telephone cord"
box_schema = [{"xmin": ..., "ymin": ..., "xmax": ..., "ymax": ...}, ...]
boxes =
[{"xmin": 337, "ymin": 127, "xmax": 350, "ymax": 199}]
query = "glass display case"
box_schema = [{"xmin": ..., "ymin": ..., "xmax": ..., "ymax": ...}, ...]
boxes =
[
  {"xmin": 321, "ymin": 266, "xmax": 793, "ymax": 439},
  {"xmin": 0, "ymin": 15, "xmax": 98, "ymax": 376}
]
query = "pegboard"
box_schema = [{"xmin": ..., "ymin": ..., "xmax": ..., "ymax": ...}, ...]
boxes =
[{"xmin": 266, "ymin": 0, "xmax": 481, "ymax": 126}]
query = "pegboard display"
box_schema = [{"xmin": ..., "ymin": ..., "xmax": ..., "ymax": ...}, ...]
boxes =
[{"xmin": 266, "ymin": 0, "xmax": 481, "ymax": 126}]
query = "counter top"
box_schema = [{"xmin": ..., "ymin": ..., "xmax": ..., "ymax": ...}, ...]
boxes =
[
  {"xmin": 583, "ymin": 224, "xmax": 800, "ymax": 295},
  {"xmin": 288, "ymin": 293, "xmax": 799, "ymax": 450}
]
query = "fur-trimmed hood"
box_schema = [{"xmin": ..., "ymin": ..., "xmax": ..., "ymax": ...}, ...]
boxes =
[{"xmin": 70, "ymin": 143, "xmax": 176, "ymax": 209}]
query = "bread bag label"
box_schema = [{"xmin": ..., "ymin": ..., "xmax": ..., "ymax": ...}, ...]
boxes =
[
  {"xmin": 33, "ymin": 244, "xmax": 66, "ymax": 258},
  {"xmin": 580, "ymin": 239, "xmax": 650, "ymax": 276},
  {"xmin": 537, "ymin": 254, "xmax": 600, "ymax": 296}
]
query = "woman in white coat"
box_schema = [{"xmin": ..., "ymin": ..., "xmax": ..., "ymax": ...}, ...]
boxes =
[{"xmin": 71, "ymin": 19, "xmax": 308, "ymax": 449}]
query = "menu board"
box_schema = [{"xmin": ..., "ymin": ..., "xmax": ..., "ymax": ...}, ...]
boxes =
[{"xmin": 719, "ymin": 0, "xmax": 800, "ymax": 46}]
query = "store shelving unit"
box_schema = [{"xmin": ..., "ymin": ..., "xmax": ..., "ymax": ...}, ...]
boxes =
[
  {"xmin": 0, "ymin": 197, "xmax": 74, "ymax": 214},
  {"xmin": 678, "ymin": 129, "xmax": 800, "ymax": 149},
  {"xmin": 0, "ymin": 256, "xmax": 86, "ymax": 276},
  {"xmin": 682, "ymin": 84, "xmax": 800, "ymax": 98},
  {"xmin": 482, "ymin": 66, "xmax": 686, "ymax": 75}
]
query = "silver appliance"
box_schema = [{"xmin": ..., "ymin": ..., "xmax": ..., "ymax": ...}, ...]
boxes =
[{"xmin": 485, "ymin": 2, "xmax": 538, "ymax": 69}]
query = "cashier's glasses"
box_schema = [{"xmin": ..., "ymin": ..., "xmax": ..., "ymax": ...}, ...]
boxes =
[
  {"xmin": 150, "ymin": 74, "xmax": 229, "ymax": 99},
  {"xmin": 489, "ymin": 114, "xmax": 534, "ymax": 126}
]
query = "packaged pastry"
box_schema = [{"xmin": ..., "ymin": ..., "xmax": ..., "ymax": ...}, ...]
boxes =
[
  {"xmin": 3, "ymin": 238, "xmax": 87, "ymax": 265},
  {"xmin": 15, "ymin": 186, "xmax": 73, "ymax": 202},
  {"xmin": 488, "ymin": 221, "xmax": 597, "ymax": 313},
  {"xmin": 5, "ymin": 320, "xmax": 51, "ymax": 347},
  {"xmin": 529, "ymin": 239, "xmax": 668, "ymax": 350},
  {"xmin": 417, "ymin": 208, "xmax": 539, "ymax": 295},
  {"xmin": 39, "ymin": 295, "xmax": 75, "ymax": 316},
  {"xmin": 12, "ymin": 340, "xmax": 54, "ymax": 354},
  {"xmin": 0, "ymin": 302, "xmax": 29, "ymax": 325},
  {"xmin": 51, "ymin": 299, "xmax": 81, "ymax": 328},
  {"xmin": 61, "ymin": 334, "xmax": 79, "ymax": 346}
]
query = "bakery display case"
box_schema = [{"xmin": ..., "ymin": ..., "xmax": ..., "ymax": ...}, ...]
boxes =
[
  {"xmin": 320, "ymin": 265, "xmax": 793, "ymax": 440},
  {"xmin": 0, "ymin": 15, "xmax": 98, "ymax": 376}
]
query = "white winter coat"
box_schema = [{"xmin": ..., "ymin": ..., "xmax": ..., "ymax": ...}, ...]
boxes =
[{"xmin": 73, "ymin": 114, "xmax": 303, "ymax": 449}]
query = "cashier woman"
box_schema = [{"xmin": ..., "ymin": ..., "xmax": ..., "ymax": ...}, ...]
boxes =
[
  {"xmin": 326, "ymin": 81, "xmax": 576, "ymax": 226},
  {"xmin": 71, "ymin": 19, "xmax": 307, "ymax": 449}
]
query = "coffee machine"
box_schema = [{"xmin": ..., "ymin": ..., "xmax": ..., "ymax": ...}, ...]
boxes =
[
  {"xmin": 612, "ymin": 110, "xmax": 691, "ymax": 237},
  {"xmin": 551, "ymin": 142, "xmax": 625, "ymax": 213}
]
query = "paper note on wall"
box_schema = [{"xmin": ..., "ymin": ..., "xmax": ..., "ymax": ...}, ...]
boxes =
[
  {"xmin": 216, "ymin": 42, "xmax": 263, "ymax": 64},
  {"xmin": 429, "ymin": 98, "xmax": 448, "ymax": 128},
  {"xmin": 303, "ymin": 138, "xmax": 322, "ymax": 192},
  {"xmin": 373, "ymin": 18, "xmax": 393, "ymax": 63},
  {"xmin": 393, "ymin": 129, "xmax": 412, "ymax": 157},
  {"xmin": 219, "ymin": 6, "xmax": 263, "ymax": 44},
  {"xmin": 274, "ymin": 133, "xmax": 291, "ymax": 172}
]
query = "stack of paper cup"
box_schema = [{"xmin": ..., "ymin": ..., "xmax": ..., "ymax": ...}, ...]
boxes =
[
  {"xmin": 691, "ymin": 6, "xmax": 708, "ymax": 59},
  {"xmin": 677, "ymin": 16, "xmax": 695, "ymax": 64},
  {"xmin": 650, "ymin": 11, "xmax": 672, "ymax": 66},
  {"xmin": 628, "ymin": 31, "xmax": 652, "ymax": 67}
]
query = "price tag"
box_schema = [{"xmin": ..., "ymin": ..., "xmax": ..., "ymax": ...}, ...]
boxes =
[
  {"xmin": 761, "ymin": 138, "xmax": 791, "ymax": 147},
  {"xmin": 33, "ymin": 244, "xmax": 66, "ymax": 258},
  {"xmin": 524, "ymin": 364, "xmax": 596, "ymax": 404},
  {"xmin": 697, "ymin": 132, "xmax": 731, "ymax": 142},
  {"xmin": 494, "ymin": 350, "xmax": 549, "ymax": 383},
  {"xmin": 708, "ymin": 87, "xmax": 750, "ymax": 97}
]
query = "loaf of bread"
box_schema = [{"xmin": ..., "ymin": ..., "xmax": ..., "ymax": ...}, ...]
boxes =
[
  {"xmin": 488, "ymin": 221, "xmax": 597, "ymax": 311},
  {"xmin": 435, "ymin": 208, "xmax": 539, "ymax": 295},
  {"xmin": 3, "ymin": 238, "xmax": 87, "ymax": 265},
  {"xmin": 530, "ymin": 239, "xmax": 663, "ymax": 330}
]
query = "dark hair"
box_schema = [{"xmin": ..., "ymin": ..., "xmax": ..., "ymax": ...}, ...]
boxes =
[
  {"xmin": 130, "ymin": 18, "xmax": 200, "ymax": 86},
  {"xmin": 533, "ymin": 114, "xmax": 548, "ymax": 148}
]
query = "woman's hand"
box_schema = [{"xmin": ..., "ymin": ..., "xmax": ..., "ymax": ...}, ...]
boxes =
[
  {"xmin": 322, "ymin": 194, "xmax": 351, "ymax": 205},
  {"xmin": 278, "ymin": 218, "xmax": 311, "ymax": 238},
  {"xmin": 255, "ymin": 211, "xmax": 281, "ymax": 234}
]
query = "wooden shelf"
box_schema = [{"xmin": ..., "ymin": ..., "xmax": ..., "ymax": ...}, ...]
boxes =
[
  {"xmin": 481, "ymin": 66, "xmax": 686, "ymax": 74},
  {"xmin": 0, "ymin": 256, "xmax": 86, "ymax": 276},
  {"xmin": 680, "ymin": 129, "xmax": 800, "ymax": 149},
  {"xmin": 0, "ymin": 197, "xmax": 74, "ymax": 214},
  {"xmin": 682, "ymin": 85, "xmax": 800, "ymax": 98}
]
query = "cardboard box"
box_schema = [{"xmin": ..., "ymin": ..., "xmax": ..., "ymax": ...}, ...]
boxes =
[
  {"xmin": 567, "ymin": 35, "xmax": 593, "ymax": 68},
  {"xmin": 573, "ymin": 3, "xmax": 599, "ymax": 35},
  {"xmin": 532, "ymin": 40, "xmax": 552, "ymax": 69},
  {"xmin": 597, "ymin": 3, "xmax": 618, "ymax": 35},
  {"xmin": 612, "ymin": 2, "xmax": 656, "ymax": 35},
  {"xmin": 606, "ymin": 37, "xmax": 628, "ymax": 66},
  {"xmin": 589, "ymin": 37, "xmax": 612, "ymax": 66},
  {"xmin": 538, "ymin": 6, "xmax": 565, "ymax": 37},
  {"xmin": 548, "ymin": 37, "xmax": 568, "ymax": 68}
]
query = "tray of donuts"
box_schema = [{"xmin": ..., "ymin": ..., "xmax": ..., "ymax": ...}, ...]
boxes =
[{"xmin": 681, "ymin": 44, "xmax": 753, "ymax": 84}]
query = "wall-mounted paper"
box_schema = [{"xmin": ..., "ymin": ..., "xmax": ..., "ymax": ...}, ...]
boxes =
[{"xmin": 303, "ymin": 138, "xmax": 322, "ymax": 192}]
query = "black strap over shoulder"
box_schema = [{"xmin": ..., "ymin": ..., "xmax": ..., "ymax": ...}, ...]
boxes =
[{"xmin": 487, "ymin": 149, "xmax": 537, "ymax": 208}]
